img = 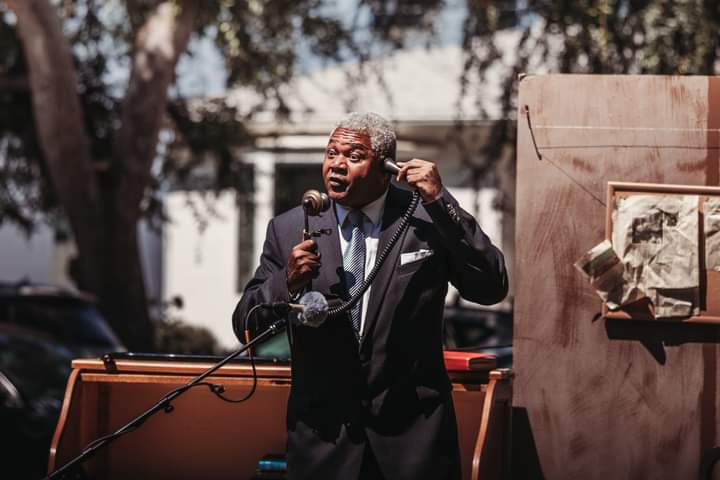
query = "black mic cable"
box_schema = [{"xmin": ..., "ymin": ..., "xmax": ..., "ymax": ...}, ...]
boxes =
[
  {"xmin": 234, "ymin": 292, "xmax": 328, "ymax": 404},
  {"xmin": 213, "ymin": 303, "xmax": 265, "ymax": 404}
]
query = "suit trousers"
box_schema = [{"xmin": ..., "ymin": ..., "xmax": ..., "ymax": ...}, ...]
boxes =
[{"xmin": 286, "ymin": 396, "xmax": 461, "ymax": 480}]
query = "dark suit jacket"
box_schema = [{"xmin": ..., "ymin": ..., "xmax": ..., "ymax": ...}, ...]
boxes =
[{"xmin": 233, "ymin": 185, "xmax": 508, "ymax": 480}]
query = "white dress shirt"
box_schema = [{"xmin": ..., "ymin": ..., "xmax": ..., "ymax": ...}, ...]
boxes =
[{"xmin": 334, "ymin": 189, "xmax": 388, "ymax": 336}]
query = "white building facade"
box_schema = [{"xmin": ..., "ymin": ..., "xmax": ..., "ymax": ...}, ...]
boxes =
[{"xmin": 164, "ymin": 46, "xmax": 512, "ymax": 349}]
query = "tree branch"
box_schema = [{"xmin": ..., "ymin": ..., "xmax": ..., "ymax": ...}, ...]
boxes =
[{"xmin": 114, "ymin": 0, "xmax": 197, "ymax": 221}]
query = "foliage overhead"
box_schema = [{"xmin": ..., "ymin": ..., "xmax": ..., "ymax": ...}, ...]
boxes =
[
  {"xmin": 0, "ymin": 0, "xmax": 444, "ymax": 233},
  {"xmin": 461, "ymin": 0, "xmax": 720, "ymax": 117},
  {"xmin": 1, "ymin": 0, "xmax": 720, "ymax": 233},
  {"xmin": 456, "ymin": 0, "xmax": 720, "ymax": 211}
]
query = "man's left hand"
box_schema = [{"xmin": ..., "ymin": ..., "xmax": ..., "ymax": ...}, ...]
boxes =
[{"xmin": 396, "ymin": 158, "xmax": 443, "ymax": 202}]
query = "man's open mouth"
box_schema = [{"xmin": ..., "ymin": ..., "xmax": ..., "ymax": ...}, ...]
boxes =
[{"xmin": 327, "ymin": 176, "xmax": 347, "ymax": 192}]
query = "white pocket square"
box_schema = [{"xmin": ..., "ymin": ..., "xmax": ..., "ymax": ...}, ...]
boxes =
[{"xmin": 400, "ymin": 249, "xmax": 434, "ymax": 266}]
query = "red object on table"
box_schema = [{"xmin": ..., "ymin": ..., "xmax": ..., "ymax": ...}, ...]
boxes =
[{"xmin": 443, "ymin": 351, "xmax": 497, "ymax": 371}]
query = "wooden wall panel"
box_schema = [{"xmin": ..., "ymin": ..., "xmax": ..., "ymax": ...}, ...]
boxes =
[{"xmin": 514, "ymin": 74, "xmax": 720, "ymax": 479}]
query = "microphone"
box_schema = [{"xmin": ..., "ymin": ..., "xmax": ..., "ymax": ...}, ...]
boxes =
[
  {"xmin": 266, "ymin": 291, "xmax": 328, "ymax": 328},
  {"xmin": 302, "ymin": 190, "xmax": 330, "ymax": 216}
]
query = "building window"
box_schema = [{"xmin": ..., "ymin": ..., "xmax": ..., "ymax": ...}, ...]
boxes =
[{"xmin": 274, "ymin": 163, "xmax": 323, "ymax": 216}]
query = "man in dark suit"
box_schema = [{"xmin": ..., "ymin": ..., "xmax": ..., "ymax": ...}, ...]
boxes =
[{"xmin": 233, "ymin": 112, "xmax": 507, "ymax": 480}]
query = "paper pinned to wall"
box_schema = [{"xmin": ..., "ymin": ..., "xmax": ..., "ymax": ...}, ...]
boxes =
[
  {"xmin": 704, "ymin": 197, "xmax": 720, "ymax": 272},
  {"xmin": 611, "ymin": 194, "xmax": 699, "ymax": 318}
]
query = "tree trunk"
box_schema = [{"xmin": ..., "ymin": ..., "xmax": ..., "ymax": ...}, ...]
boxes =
[
  {"xmin": 99, "ymin": 0, "xmax": 197, "ymax": 350},
  {"xmin": 5, "ymin": 0, "xmax": 105, "ymax": 292},
  {"xmin": 114, "ymin": 0, "xmax": 198, "ymax": 217},
  {"xmin": 6, "ymin": 0, "xmax": 197, "ymax": 350},
  {"xmin": 95, "ymin": 216, "xmax": 153, "ymax": 350}
]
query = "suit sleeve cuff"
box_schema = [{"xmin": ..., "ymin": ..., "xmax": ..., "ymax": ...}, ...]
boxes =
[
  {"xmin": 269, "ymin": 266, "xmax": 293, "ymax": 302},
  {"xmin": 422, "ymin": 188, "xmax": 465, "ymax": 239}
]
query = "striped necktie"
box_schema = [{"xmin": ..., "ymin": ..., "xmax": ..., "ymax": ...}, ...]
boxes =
[{"xmin": 343, "ymin": 209, "xmax": 366, "ymax": 335}]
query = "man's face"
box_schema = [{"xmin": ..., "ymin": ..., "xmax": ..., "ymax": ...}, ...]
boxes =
[{"xmin": 322, "ymin": 128, "xmax": 389, "ymax": 208}]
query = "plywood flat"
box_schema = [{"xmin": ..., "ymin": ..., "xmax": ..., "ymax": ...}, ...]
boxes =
[{"xmin": 515, "ymin": 74, "xmax": 720, "ymax": 479}]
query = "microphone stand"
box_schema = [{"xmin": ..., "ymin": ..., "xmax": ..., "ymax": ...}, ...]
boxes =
[
  {"xmin": 45, "ymin": 311, "xmax": 287, "ymax": 480},
  {"xmin": 303, "ymin": 209, "xmax": 311, "ymax": 241}
]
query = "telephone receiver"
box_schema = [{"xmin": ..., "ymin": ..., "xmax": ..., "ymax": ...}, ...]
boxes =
[{"xmin": 383, "ymin": 158, "xmax": 401, "ymax": 175}]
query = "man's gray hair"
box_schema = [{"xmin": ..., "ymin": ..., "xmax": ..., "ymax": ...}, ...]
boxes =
[{"xmin": 335, "ymin": 112, "xmax": 396, "ymax": 161}]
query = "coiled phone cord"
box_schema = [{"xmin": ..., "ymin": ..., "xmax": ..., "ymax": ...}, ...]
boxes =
[{"xmin": 328, "ymin": 190, "xmax": 421, "ymax": 318}]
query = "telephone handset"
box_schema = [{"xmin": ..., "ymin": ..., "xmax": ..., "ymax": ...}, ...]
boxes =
[{"xmin": 383, "ymin": 158, "xmax": 401, "ymax": 175}]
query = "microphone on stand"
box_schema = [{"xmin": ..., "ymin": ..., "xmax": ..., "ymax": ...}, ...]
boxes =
[
  {"xmin": 265, "ymin": 291, "xmax": 328, "ymax": 328},
  {"xmin": 302, "ymin": 190, "xmax": 331, "ymax": 240},
  {"xmin": 302, "ymin": 190, "xmax": 330, "ymax": 216}
]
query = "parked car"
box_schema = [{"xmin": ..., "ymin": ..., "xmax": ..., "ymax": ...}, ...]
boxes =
[
  {"xmin": 0, "ymin": 282, "xmax": 125, "ymax": 358},
  {"xmin": 243, "ymin": 301, "xmax": 513, "ymax": 368},
  {"xmin": 0, "ymin": 281, "xmax": 125, "ymax": 480},
  {"xmin": 442, "ymin": 304, "xmax": 513, "ymax": 368},
  {"xmin": 0, "ymin": 330, "xmax": 74, "ymax": 479}
]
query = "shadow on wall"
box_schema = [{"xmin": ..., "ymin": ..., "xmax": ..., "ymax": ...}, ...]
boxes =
[
  {"xmin": 511, "ymin": 406, "xmax": 545, "ymax": 480},
  {"xmin": 511, "ymin": 314, "xmax": 720, "ymax": 480},
  {"xmin": 604, "ymin": 317, "xmax": 720, "ymax": 366},
  {"xmin": 605, "ymin": 314, "xmax": 720, "ymax": 480}
]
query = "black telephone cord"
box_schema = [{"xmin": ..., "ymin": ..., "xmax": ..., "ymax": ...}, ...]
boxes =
[{"xmin": 328, "ymin": 190, "xmax": 420, "ymax": 318}]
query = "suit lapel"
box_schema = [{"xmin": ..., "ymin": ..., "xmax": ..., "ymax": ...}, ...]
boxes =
[
  {"xmin": 360, "ymin": 185, "xmax": 412, "ymax": 348},
  {"xmin": 309, "ymin": 205, "xmax": 344, "ymax": 297}
]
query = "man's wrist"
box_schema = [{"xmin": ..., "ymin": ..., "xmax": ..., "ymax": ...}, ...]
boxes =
[
  {"xmin": 421, "ymin": 186, "xmax": 444, "ymax": 205},
  {"xmin": 422, "ymin": 188, "xmax": 465, "ymax": 237}
]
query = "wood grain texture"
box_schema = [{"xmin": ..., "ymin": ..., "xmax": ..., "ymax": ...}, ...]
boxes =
[{"xmin": 515, "ymin": 74, "xmax": 718, "ymax": 479}]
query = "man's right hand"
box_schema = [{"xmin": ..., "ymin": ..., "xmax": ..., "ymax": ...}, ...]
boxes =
[{"xmin": 287, "ymin": 239, "xmax": 321, "ymax": 295}]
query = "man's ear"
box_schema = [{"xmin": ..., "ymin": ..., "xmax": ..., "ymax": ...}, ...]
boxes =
[{"xmin": 377, "ymin": 156, "xmax": 392, "ymax": 180}]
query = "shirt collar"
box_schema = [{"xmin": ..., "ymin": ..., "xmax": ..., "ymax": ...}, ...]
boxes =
[{"xmin": 335, "ymin": 188, "xmax": 388, "ymax": 228}]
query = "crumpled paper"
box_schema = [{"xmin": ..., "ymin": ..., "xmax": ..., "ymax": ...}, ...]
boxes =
[
  {"xmin": 704, "ymin": 197, "xmax": 720, "ymax": 272},
  {"xmin": 611, "ymin": 194, "xmax": 699, "ymax": 318}
]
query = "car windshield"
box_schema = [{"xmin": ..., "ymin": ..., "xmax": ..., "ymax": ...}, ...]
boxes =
[
  {"xmin": 2, "ymin": 297, "xmax": 122, "ymax": 349},
  {"xmin": 0, "ymin": 335, "xmax": 71, "ymax": 399},
  {"xmin": 443, "ymin": 308, "xmax": 512, "ymax": 349}
]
